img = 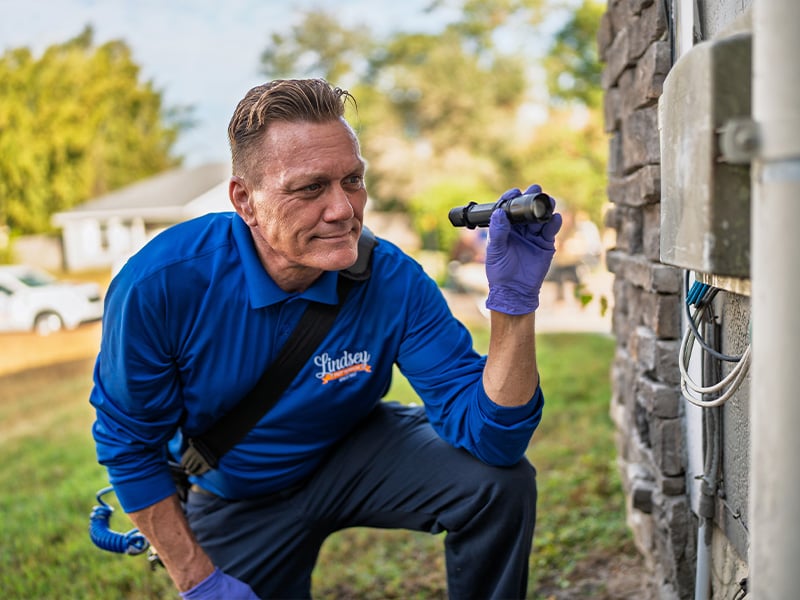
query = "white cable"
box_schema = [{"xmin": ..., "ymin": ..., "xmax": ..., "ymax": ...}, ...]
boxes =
[
  {"xmin": 681, "ymin": 347, "xmax": 751, "ymax": 407},
  {"xmin": 680, "ymin": 310, "xmax": 750, "ymax": 399},
  {"xmin": 682, "ymin": 324, "xmax": 751, "ymax": 394},
  {"xmin": 679, "ymin": 304, "xmax": 751, "ymax": 407}
]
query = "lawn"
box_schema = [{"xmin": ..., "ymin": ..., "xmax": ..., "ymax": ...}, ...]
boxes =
[{"xmin": 0, "ymin": 329, "xmax": 640, "ymax": 599}]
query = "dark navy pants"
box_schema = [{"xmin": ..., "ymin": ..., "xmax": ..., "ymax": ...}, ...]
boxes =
[{"xmin": 184, "ymin": 402, "xmax": 537, "ymax": 599}]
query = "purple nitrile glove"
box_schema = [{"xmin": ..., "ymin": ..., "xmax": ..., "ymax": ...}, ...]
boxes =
[
  {"xmin": 180, "ymin": 568, "xmax": 259, "ymax": 600},
  {"xmin": 485, "ymin": 184, "xmax": 563, "ymax": 315}
]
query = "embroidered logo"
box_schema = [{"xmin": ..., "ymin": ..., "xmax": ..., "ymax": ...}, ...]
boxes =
[{"xmin": 314, "ymin": 349, "xmax": 372, "ymax": 384}]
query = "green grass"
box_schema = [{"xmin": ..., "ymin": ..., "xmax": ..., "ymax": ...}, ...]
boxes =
[
  {"xmin": 0, "ymin": 331, "xmax": 633, "ymax": 599},
  {"xmin": 525, "ymin": 334, "xmax": 633, "ymax": 590},
  {"xmin": 0, "ymin": 363, "xmax": 175, "ymax": 599}
]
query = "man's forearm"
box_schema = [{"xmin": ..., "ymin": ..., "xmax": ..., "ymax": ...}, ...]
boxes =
[
  {"xmin": 482, "ymin": 310, "xmax": 538, "ymax": 407},
  {"xmin": 128, "ymin": 493, "xmax": 215, "ymax": 592}
]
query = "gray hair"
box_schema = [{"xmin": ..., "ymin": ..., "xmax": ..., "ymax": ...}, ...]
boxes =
[{"xmin": 227, "ymin": 78, "xmax": 356, "ymax": 182}]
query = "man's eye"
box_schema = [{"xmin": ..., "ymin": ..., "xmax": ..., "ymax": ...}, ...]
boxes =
[
  {"xmin": 302, "ymin": 183, "xmax": 322, "ymax": 193},
  {"xmin": 343, "ymin": 176, "xmax": 363, "ymax": 189}
]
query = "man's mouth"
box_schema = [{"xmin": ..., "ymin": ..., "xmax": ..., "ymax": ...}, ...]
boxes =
[
  {"xmin": 315, "ymin": 227, "xmax": 357, "ymax": 241},
  {"xmin": 317, "ymin": 232, "xmax": 350, "ymax": 241}
]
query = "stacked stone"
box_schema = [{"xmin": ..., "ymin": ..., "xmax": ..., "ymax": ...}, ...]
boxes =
[{"xmin": 597, "ymin": 1, "xmax": 694, "ymax": 597}]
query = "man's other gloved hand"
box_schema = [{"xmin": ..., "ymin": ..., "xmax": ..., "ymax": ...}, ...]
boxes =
[
  {"xmin": 485, "ymin": 184, "xmax": 563, "ymax": 315},
  {"xmin": 180, "ymin": 567, "xmax": 259, "ymax": 600}
]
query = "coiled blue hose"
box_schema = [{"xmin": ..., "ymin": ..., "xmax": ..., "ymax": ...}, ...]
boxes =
[{"xmin": 89, "ymin": 486, "xmax": 150, "ymax": 555}]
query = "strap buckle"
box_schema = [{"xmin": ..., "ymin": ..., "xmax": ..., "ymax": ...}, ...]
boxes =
[{"xmin": 180, "ymin": 438, "xmax": 218, "ymax": 476}]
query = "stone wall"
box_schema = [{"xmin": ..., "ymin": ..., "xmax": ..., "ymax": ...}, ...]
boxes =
[
  {"xmin": 599, "ymin": 0, "xmax": 755, "ymax": 597},
  {"xmin": 598, "ymin": 1, "xmax": 695, "ymax": 598}
]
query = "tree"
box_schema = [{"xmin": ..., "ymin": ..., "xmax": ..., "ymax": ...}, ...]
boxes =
[
  {"xmin": 514, "ymin": 108, "xmax": 608, "ymax": 224},
  {"xmin": 260, "ymin": 10, "xmax": 529, "ymax": 210},
  {"xmin": 260, "ymin": 10, "xmax": 374, "ymax": 84},
  {"xmin": 543, "ymin": 0, "xmax": 605, "ymax": 109},
  {"xmin": 256, "ymin": 1, "xmax": 607, "ymax": 252},
  {"xmin": 526, "ymin": 0, "xmax": 606, "ymax": 224},
  {"xmin": 0, "ymin": 26, "xmax": 185, "ymax": 235}
]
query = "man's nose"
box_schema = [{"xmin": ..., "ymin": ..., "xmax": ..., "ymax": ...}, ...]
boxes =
[{"xmin": 325, "ymin": 187, "xmax": 355, "ymax": 221}]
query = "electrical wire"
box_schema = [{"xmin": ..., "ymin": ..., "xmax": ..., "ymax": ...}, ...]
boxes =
[
  {"xmin": 684, "ymin": 273, "xmax": 743, "ymax": 362},
  {"xmin": 732, "ymin": 578, "xmax": 749, "ymax": 600},
  {"xmin": 680, "ymin": 314, "xmax": 751, "ymax": 406},
  {"xmin": 680, "ymin": 279, "xmax": 751, "ymax": 407}
]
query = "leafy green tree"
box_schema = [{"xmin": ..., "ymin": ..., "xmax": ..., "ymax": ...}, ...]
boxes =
[
  {"xmin": 257, "ymin": 0, "xmax": 607, "ymax": 252},
  {"xmin": 514, "ymin": 109, "xmax": 607, "ymax": 224},
  {"xmin": 544, "ymin": 0, "xmax": 605, "ymax": 109},
  {"xmin": 260, "ymin": 11, "xmax": 374, "ymax": 83},
  {"xmin": 367, "ymin": 29, "xmax": 527, "ymax": 152},
  {"xmin": 0, "ymin": 26, "xmax": 185, "ymax": 235},
  {"xmin": 259, "ymin": 10, "xmax": 529, "ymax": 216},
  {"xmin": 525, "ymin": 0, "xmax": 606, "ymax": 224},
  {"xmin": 440, "ymin": 0, "xmax": 553, "ymax": 45},
  {"xmin": 409, "ymin": 177, "xmax": 497, "ymax": 254}
]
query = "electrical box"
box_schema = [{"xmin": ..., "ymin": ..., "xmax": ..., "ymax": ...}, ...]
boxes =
[{"xmin": 659, "ymin": 32, "xmax": 752, "ymax": 278}]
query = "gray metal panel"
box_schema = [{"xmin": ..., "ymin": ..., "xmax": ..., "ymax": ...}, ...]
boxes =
[
  {"xmin": 701, "ymin": 0, "xmax": 753, "ymax": 40},
  {"xmin": 720, "ymin": 294, "xmax": 751, "ymax": 560},
  {"xmin": 659, "ymin": 33, "xmax": 752, "ymax": 278}
]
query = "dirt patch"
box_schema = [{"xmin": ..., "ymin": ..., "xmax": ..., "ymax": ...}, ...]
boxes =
[
  {"xmin": 0, "ymin": 323, "xmax": 100, "ymax": 443},
  {"xmin": 0, "ymin": 356, "xmax": 95, "ymax": 402},
  {"xmin": 0, "ymin": 322, "xmax": 101, "ymax": 376},
  {"xmin": 536, "ymin": 547, "xmax": 655, "ymax": 599},
  {"xmin": 0, "ymin": 355, "xmax": 96, "ymax": 444}
]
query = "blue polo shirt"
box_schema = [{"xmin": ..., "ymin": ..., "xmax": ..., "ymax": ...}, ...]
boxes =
[{"xmin": 90, "ymin": 213, "xmax": 543, "ymax": 513}]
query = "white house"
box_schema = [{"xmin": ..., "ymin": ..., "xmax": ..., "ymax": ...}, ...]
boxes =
[{"xmin": 52, "ymin": 162, "xmax": 230, "ymax": 272}]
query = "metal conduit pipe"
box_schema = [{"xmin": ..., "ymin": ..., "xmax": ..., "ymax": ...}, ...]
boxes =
[
  {"xmin": 695, "ymin": 407, "xmax": 720, "ymax": 600},
  {"xmin": 695, "ymin": 316, "xmax": 721, "ymax": 600},
  {"xmin": 670, "ymin": 1, "xmax": 716, "ymax": 596},
  {"xmin": 749, "ymin": 0, "xmax": 800, "ymax": 597}
]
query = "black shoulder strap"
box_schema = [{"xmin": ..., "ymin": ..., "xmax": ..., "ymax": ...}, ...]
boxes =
[{"xmin": 181, "ymin": 228, "xmax": 376, "ymax": 475}]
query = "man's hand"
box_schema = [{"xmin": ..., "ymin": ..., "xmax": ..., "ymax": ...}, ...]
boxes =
[
  {"xmin": 485, "ymin": 184, "xmax": 562, "ymax": 315},
  {"xmin": 180, "ymin": 567, "xmax": 259, "ymax": 600}
]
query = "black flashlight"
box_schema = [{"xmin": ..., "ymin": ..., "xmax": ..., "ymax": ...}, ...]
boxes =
[{"xmin": 448, "ymin": 192, "xmax": 554, "ymax": 229}]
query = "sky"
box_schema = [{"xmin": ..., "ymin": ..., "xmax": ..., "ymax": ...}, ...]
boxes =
[{"xmin": 0, "ymin": 0, "xmax": 458, "ymax": 167}]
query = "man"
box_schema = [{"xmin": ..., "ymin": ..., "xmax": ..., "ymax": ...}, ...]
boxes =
[{"xmin": 90, "ymin": 78, "xmax": 562, "ymax": 599}]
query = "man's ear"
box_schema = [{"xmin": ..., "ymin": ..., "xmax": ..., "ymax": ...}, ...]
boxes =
[{"xmin": 229, "ymin": 176, "xmax": 256, "ymax": 225}]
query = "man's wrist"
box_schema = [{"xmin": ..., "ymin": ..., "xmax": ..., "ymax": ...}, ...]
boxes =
[
  {"xmin": 486, "ymin": 287, "xmax": 539, "ymax": 315},
  {"xmin": 174, "ymin": 557, "xmax": 216, "ymax": 592}
]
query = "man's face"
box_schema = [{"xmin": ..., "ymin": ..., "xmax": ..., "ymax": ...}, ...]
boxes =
[{"xmin": 230, "ymin": 118, "xmax": 367, "ymax": 290}]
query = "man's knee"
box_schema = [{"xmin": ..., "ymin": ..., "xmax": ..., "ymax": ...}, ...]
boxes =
[
  {"xmin": 439, "ymin": 456, "xmax": 537, "ymax": 549},
  {"xmin": 491, "ymin": 459, "xmax": 537, "ymax": 510},
  {"xmin": 457, "ymin": 457, "xmax": 537, "ymax": 518}
]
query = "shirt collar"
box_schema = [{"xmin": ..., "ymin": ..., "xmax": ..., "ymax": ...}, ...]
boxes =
[{"xmin": 232, "ymin": 214, "xmax": 339, "ymax": 309}]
